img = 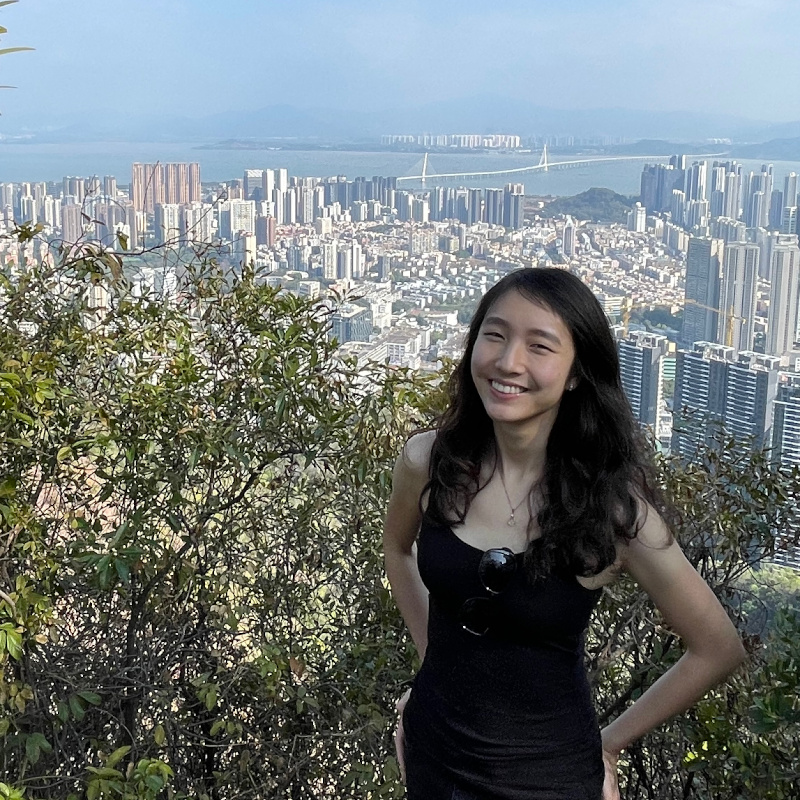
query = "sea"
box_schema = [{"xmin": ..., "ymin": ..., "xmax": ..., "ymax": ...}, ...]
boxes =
[{"xmin": 2, "ymin": 142, "xmax": 800, "ymax": 197}]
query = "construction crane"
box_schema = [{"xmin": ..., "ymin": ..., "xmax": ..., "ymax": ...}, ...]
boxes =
[
  {"xmin": 683, "ymin": 298, "xmax": 746, "ymax": 349},
  {"xmin": 619, "ymin": 297, "xmax": 745, "ymax": 349}
]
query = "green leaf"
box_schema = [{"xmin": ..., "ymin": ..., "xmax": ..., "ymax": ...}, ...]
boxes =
[
  {"xmin": 0, "ymin": 47, "xmax": 35, "ymax": 56},
  {"xmin": 25, "ymin": 734, "xmax": 40, "ymax": 765},
  {"xmin": 68, "ymin": 694, "xmax": 85, "ymax": 721},
  {"xmin": 104, "ymin": 745, "xmax": 131, "ymax": 769},
  {"xmin": 153, "ymin": 724, "xmax": 166, "ymax": 745},
  {"xmin": 78, "ymin": 690, "xmax": 102, "ymax": 705}
]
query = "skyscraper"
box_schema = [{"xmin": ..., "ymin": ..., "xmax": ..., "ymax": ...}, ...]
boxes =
[
  {"xmin": 131, "ymin": 162, "xmax": 200, "ymax": 213},
  {"xmin": 681, "ymin": 237, "xmax": 724, "ymax": 347},
  {"xmin": 766, "ymin": 242, "xmax": 800, "ymax": 357},
  {"xmin": 627, "ymin": 202, "xmax": 646, "ymax": 233},
  {"xmin": 672, "ymin": 342, "xmax": 732, "ymax": 460},
  {"xmin": 719, "ymin": 243, "xmax": 759, "ymax": 351},
  {"xmin": 685, "ymin": 161, "xmax": 708, "ymax": 202},
  {"xmin": 563, "ymin": 216, "xmax": 576, "ymax": 257},
  {"xmin": 503, "ymin": 183, "xmax": 524, "ymax": 230},
  {"xmin": 772, "ymin": 372, "xmax": 800, "ymax": 468},
  {"xmin": 618, "ymin": 331, "xmax": 669, "ymax": 427},
  {"xmin": 672, "ymin": 346, "xmax": 778, "ymax": 458},
  {"xmin": 243, "ymin": 169, "xmax": 265, "ymax": 200},
  {"xmin": 484, "ymin": 189, "xmax": 504, "ymax": 226}
]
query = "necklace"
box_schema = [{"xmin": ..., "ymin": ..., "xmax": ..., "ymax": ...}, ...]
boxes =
[{"xmin": 497, "ymin": 466, "xmax": 529, "ymax": 527}]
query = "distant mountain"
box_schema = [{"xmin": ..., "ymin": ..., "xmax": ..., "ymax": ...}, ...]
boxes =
[
  {"xmin": 603, "ymin": 139, "xmax": 728, "ymax": 156},
  {"xmin": 0, "ymin": 99, "xmax": 784, "ymax": 145},
  {"xmin": 540, "ymin": 188, "xmax": 635, "ymax": 224},
  {"xmin": 730, "ymin": 137, "xmax": 800, "ymax": 161}
]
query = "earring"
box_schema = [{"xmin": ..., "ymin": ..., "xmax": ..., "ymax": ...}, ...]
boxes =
[{"xmin": 567, "ymin": 380, "xmax": 577, "ymax": 391}]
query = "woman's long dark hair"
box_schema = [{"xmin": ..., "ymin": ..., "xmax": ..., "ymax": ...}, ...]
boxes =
[{"xmin": 426, "ymin": 267, "xmax": 673, "ymax": 581}]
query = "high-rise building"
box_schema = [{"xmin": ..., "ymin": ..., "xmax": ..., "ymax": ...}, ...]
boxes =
[
  {"xmin": 722, "ymin": 352, "xmax": 780, "ymax": 449},
  {"xmin": 766, "ymin": 242, "xmax": 800, "ymax": 357},
  {"xmin": 719, "ymin": 243, "xmax": 759, "ymax": 351},
  {"xmin": 503, "ymin": 183, "xmax": 524, "ymax": 230},
  {"xmin": 229, "ymin": 199, "xmax": 256, "ymax": 236},
  {"xmin": 783, "ymin": 173, "xmax": 798, "ymax": 210},
  {"xmin": 131, "ymin": 163, "xmax": 200, "ymax": 213},
  {"xmin": 673, "ymin": 345, "xmax": 778, "ymax": 458},
  {"xmin": 627, "ymin": 202, "xmax": 646, "ymax": 233},
  {"xmin": 618, "ymin": 331, "xmax": 669, "ymax": 427},
  {"xmin": 773, "ymin": 372, "xmax": 800, "ymax": 468},
  {"xmin": 232, "ymin": 231, "xmax": 256, "ymax": 269},
  {"xmin": 276, "ymin": 168, "xmax": 289, "ymax": 192},
  {"xmin": 781, "ymin": 206, "xmax": 797, "ymax": 235},
  {"xmin": 672, "ymin": 342, "xmax": 732, "ymax": 460},
  {"xmin": 724, "ymin": 168, "xmax": 741, "ymax": 220},
  {"xmin": 132, "ymin": 163, "xmax": 162, "ymax": 214},
  {"xmin": 322, "ymin": 242, "xmax": 338, "ymax": 280},
  {"xmin": 769, "ymin": 190, "xmax": 784, "ymax": 230},
  {"xmin": 484, "ymin": 189, "xmax": 504, "ymax": 226},
  {"xmin": 164, "ymin": 163, "xmax": 189, "ymax": 205},
  {"xmin": 466, "ymin": 188, "xmax": 482, "ymax": 226},
  {"xmin": 685, "ymin": 161, "xmax": 708, "ymax": 202},
  {"xmin": 330, "ymin": 305, "xmax": 372, "ymax": 343},
  {"xmin": 61, "ymin": 202, "xmax": 83, "ymax": 244},
  {"xmin": 255, "ymin": 215, "xmax": 276, "ymax": 248},
  {"xmin": 681, "ymin": 237, "xmax": 724, "ymax": 347},
  {"xmin": 188, "ymin": 163, "xmax": 202, "ymax": 203},
  {"xmin": 154, "ymin": 203, "xmax": 181, "ymax": 245},
  {"xmin": 747, "ymin": 191, "xmax": 765, "ymax": 228},
  {"xmin": 243, "ymin": 169, "xmax": 264, "ymax": 200},
  {"xmin": 670, "ymin": 189, "xmax": 686, "ymax": 227},
  {"xmin": 563, "ymin": 216, "xmax": 576, "ymax": 257},
  {"xmin": 181, "ymin": 202, "xmax": 214, "ymax": 244}
]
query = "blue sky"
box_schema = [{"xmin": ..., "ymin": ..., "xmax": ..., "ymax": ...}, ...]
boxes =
[{"xmin": 1, "ymin": 0, "xmax": 799, "ymax": 124}]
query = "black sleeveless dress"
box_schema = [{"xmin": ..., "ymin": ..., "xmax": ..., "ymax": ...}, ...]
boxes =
[{"xmin": 402, "ymin": 517, "xmax": 605, "ymax": 800}]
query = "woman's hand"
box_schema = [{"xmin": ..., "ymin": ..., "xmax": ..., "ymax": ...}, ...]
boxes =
[
  {"xmin": 394, "ymin": 687, "xmax": 412, "ymax": 783},
  {"xmin": 601, "ymin": 748, "xmax": 620, "ymax": 800}
]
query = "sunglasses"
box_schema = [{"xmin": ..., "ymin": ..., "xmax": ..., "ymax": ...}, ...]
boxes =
[{"xmin": 459, "ymin": 547, "xmax": 517, "ymax": 636}]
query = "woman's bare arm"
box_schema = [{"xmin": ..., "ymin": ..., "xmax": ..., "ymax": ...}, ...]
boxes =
[
  {"xmin": 382, "ymin": 431, "xmax": 435, "ymax": 660},
  {"xmin": 600, "ymin": 505, "xmax": 746, "ymax": 754}
]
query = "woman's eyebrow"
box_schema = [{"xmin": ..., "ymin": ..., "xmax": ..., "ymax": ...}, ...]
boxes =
[{"xmin": 482, "ymin": 316, "xmax": 563, "ymax": 345}]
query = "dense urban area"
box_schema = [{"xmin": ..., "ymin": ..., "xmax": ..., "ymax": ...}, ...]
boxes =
[{"xmin": 2, "ymin": 152, "xmax": 799, "ymax": 569}]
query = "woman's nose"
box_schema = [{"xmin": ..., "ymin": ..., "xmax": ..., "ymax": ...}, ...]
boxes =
[{"xmin": 496, "ymin": 339, "xmax": 525, "ymax": 372}]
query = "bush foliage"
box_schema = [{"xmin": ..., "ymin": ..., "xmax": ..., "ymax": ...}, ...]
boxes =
[{"xmin": 1, "ymin": 229, "xmax": 799, "ymax": 799}]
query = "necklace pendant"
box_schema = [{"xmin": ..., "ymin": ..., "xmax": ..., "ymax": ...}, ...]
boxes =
[{"xmin": 507, "ymin": 514, "xmax": 516, "ymax": 527}]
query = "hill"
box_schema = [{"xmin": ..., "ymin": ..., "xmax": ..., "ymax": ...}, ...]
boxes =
[
  {"xmin": 731, "ymin": 137, "xmax": 800, "ymax": 160},
  {"xmin": 539, "ymin": 187, "xmax": 636, "ymax": 223}
]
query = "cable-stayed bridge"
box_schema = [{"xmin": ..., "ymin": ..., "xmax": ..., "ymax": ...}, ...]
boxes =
[{"xmin": 396, "ymin": 147, "xmax": 727, "ymax": 184}]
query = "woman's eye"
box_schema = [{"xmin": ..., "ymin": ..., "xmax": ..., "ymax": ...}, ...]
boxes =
[
  {"xmin": 530, "ymin": 343, "xmax": 551, "ymax": 352},
  {"xmin": 483, "ymin": 331, "xmax": 503, "ymax": 339}
]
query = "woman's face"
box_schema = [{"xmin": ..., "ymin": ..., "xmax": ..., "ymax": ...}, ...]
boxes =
[{"xmin": 469, "ymin": 290, "xmax": 576, "ymax": 433}]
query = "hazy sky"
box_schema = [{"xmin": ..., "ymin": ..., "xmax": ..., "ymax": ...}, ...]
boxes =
[{"xmin": 1, "ymin": 0, "xmax": 799, "ymax": 124}]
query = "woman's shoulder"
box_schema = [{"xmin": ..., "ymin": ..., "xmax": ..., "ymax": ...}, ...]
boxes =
[{"xmin": 398, "ymin": 429, "xmax": 437, "ymax": 476}]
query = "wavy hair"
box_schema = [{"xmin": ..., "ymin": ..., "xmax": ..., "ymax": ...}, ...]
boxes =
[{"xmin": 426, "ymin": 267, "xmax": 673, "ymax": 581}]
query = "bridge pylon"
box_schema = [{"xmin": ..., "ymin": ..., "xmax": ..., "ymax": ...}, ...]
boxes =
[{"xmin": 538, "ymin": 144, "xmax": 549, "ymax": 172}]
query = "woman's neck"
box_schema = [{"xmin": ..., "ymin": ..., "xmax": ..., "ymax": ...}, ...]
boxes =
[{"xmin": 491, "ymin": 420, "xmax": 550, "ymax": 479}]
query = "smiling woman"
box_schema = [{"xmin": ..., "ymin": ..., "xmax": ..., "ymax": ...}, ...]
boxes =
[{"xmin": 383, "ymin": 267, "xmax": 746, "ymax": 800}]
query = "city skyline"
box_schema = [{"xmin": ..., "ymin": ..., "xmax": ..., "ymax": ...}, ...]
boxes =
[{"xmin": 2, "ymin": 0, "xmax": 800, "ymax": 135}]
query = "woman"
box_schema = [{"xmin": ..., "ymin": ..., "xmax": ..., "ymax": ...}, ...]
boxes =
[{"xmin": 383, "ymin": 267, "xmax": 745, "ymax": 800}]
